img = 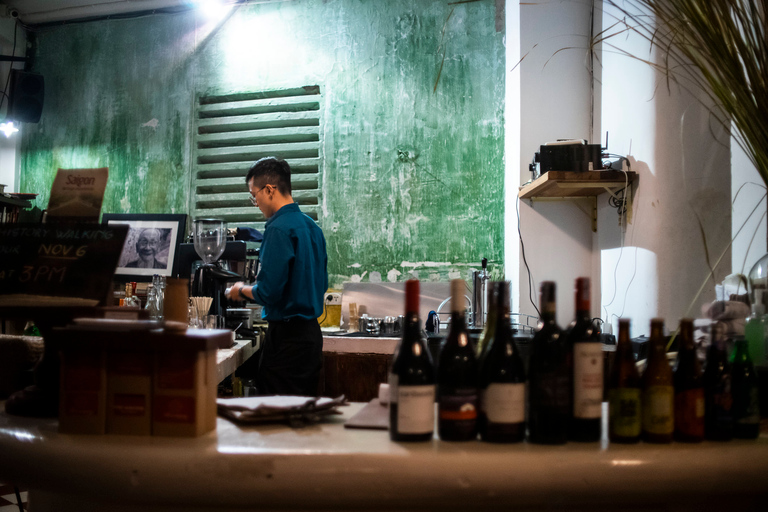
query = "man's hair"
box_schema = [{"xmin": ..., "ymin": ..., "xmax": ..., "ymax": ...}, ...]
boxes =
[{"xmin": 245, "ymin": 157, "xmax": 292, "ymax": 196}]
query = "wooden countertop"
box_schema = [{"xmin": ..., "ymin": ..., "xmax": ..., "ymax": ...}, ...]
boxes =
[
  {"xmin": 1, "ymin": 403, "xmax": 767, "ymax": 511},
  {"xmin": 322, "ymin": 335, "xmax": 398, "ymax": 354}
]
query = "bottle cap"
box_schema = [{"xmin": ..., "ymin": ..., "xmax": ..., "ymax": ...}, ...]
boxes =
[
  {"xmin": 405, "ymin": 279, "xmax": 419, "ymax": 315},
  {"xmin": 450, "ymin": 279, "xmax": 464, "ymax": 313},
  {"xmin": 575, "ymin": 277, "xmax": 590, "ymax": 312}
]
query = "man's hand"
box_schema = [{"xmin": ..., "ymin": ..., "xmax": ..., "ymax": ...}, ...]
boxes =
[{"xmin": 226, "ymin": 281, "xmax": 245, "ymax": 301}]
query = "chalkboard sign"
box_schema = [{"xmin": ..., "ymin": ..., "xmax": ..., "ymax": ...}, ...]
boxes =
[{"xmin": 0, "ymin": 223, "xmax": 129, "ymax": 307}]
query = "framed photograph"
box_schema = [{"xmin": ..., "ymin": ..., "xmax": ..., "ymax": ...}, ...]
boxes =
[{"xmin": 101, "ymin": 213, "xmax": 187, "ymax": 280}]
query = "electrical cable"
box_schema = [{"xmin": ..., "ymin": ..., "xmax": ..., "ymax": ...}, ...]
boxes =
[
  {"xmin": 516, "ymin": 194, "xmax": 541, "ymax": 318},
  {"xmin": 602, "ymin": 166, "xmax": 630, "ymax": 326}
]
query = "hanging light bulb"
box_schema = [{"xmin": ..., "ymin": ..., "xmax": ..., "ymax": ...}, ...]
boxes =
[{"xmin": 0, "ymin": 121, "xmax": 18, "ymax": 138}]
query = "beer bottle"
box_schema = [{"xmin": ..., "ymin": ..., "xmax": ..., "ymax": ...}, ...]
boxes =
[
  {"xmin": 641, "ymin": 318, "xmax": 673, "ymax": 443},
  {"xmin": 673, "ymin": 319, "xmax": 704, "ymax": 442},
  {"xmin": 704, "ymin": 322, "xmax": 733, "ymax": 441},
  {"xmin": 608, "ymin": 318, "xmax": 641, "ymax": 443}
]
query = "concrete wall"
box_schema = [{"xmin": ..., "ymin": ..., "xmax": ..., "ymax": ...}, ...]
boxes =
[
  {"xmin": 18, "ymin": 0, "xmax": 505, "ymax": 288},
  {"xmin": 596, "ymin": 2, "xmax": 732, "ymax": 337},
  {"xmin": 511, "ymin": 0, "xmax": 596, "ymax": 326}
]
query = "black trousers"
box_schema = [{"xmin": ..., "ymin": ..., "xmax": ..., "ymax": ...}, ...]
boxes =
[{"xmin": 257, "ymin": 319, "xmax": 323, "ymax": 396}]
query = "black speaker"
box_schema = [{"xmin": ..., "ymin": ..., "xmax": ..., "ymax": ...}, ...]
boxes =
[{"xmin": 7, "ymin": 70, "xmax": 44, "ymax": 123}]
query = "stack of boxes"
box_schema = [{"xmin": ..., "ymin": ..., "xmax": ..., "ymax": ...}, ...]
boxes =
[{"xmin": 56, "ymin": 323, "xmax": 228, "ymax": 437}]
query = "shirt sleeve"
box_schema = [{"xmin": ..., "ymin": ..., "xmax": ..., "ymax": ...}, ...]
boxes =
[{"xmin": 249, "ymin": 227, "xmax": 294, "ymax": 306}]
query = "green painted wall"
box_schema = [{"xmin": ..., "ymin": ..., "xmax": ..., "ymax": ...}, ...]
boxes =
[{"xmin": 20, "ymin": 0, "xmax": 505, "ymax": 287}]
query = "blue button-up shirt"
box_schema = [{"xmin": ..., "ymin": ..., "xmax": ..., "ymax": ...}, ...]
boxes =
[{"xmin": 248, "ymin": 203, "xmax": 328, "ymax": 321}]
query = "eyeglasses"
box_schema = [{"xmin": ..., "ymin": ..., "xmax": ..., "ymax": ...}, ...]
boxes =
[{"xmin": 249, "ymin": 185, "xmax": 270, "ymax": 205}]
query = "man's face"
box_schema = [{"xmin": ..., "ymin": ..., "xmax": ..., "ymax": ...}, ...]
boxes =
[
  {"xmin": 136, "ymin": 230, "xmax": 161, "ymax": 261},
  {"xmin": 248, "ymin": 177, "xmax": 275, "ymax": 218}
]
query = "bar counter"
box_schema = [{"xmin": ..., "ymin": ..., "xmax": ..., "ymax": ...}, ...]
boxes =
[{"xmin": 1, "ymin": 402, "xmax": 767, "ymax": 512}]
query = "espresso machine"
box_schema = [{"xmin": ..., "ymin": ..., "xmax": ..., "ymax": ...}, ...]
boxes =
[{"xmin": 177, "ymin": 219, "xmax": 260, "ymax": 324}]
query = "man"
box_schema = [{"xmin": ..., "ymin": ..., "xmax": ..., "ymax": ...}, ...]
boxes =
[
  {"xmin": 226, "ymin": 157, "xmax": 328, "ymax": 396},
  {"xmin": 125, "ymin": 228, "xmax": 167, "ymax": 269}
]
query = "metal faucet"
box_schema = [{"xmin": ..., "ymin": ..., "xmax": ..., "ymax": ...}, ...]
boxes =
[{"xmin": 471, "ymin": 258, "xmax": 489, "ymax": 329}]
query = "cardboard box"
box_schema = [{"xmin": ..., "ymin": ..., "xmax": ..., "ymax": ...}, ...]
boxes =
[
  {"xmin": 106, "ymin": 351, "xmax": 152, "ymax": 435},
  {"xmin": 59, "ymin": 349, "xmax": 106, "ymax": 435},
  {"xmin": 153, "ymin": 349, "xmax": 214, "ymax": 437}
]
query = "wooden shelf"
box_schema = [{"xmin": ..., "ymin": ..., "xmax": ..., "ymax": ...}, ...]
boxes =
[
  {"xmin": 518, "ymin": 170, "xmax": 637, "ymax": 199},
  {"xmin": 0, "ymin": 195, "xmax": 33, "ymax": 209}
]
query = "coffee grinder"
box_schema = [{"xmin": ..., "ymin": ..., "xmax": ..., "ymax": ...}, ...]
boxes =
[{"xmin": 191, "ymin": 218, "xmax": 241, "ymax": 321}]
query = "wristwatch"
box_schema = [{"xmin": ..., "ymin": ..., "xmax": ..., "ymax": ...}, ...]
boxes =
[{"xmin": 238, "ymin": 284, "xmax": 249, "ymax": 301}]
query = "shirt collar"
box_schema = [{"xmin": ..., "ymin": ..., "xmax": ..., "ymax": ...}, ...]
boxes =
[{"xmin": 265, "ymin": 202, "xmax": 300, "ymax": 228}]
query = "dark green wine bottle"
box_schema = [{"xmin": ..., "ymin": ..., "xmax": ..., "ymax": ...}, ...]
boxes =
[
  {"xmin": 478, "ymin": 281, "xmax": 526, "ymax": 443},
  {"xmin": 730, "ymin": 337, "xmax": 760, "ymax": 439},
  {"xmin": 389, "ymin": 279, "xmax": 435, "ymax": 442},
  {"xmin": 569, "ymin": 277, "xmax": 602, "ymax": 442},
  {"xmin": 528, "ymin": 281, "xmax": 569, "ymax": 444},
  {"xmin": 437, "ymin": 279, "xmax": 479, "ymax": 441}
]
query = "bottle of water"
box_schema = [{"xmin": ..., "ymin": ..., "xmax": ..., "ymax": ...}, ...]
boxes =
[{"xmin": 145, "ymin": 274, "xmax": 166, "ymax": 320}]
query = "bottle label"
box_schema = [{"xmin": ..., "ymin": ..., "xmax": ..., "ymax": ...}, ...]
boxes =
[
  {"xmin": 531, "ymin": 371, "xmax": 570, "ymax": 412},
  {"xmin": 674, "ymin": 388, "xmax": 704, "ymax": 437},
  {"xmin": 736, "ymin": 387, "xmax": 760, "ymax": 425},
  {"xmin": 439, "ymin": 389, "xmax": 478, "ymax": 421},
  {"xmin": 573, "ymin": 343, "xmax": 603, "ymax": 419},
  {"xmin": 396, "ymin": 384, "xmax": 436, "ymax": 434},
  {"xmin": 482, "ymin": 383, "xmax": 525, "ymax": 424},
  {"xmin": 643, "ymin": 385, "xmax": 674, "ymax": 435},
  {"xmin": 608, "ymin": 388, "xmax": 641, "ymax": 438},
  {"xmin": 388, "ymin": 374, "xmax": 398, "ymax": 404}
]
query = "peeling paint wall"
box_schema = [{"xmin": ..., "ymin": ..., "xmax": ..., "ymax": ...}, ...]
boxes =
[{"xmin": 19, "ymin": 0, "xmax": 505, "ymax": 287}]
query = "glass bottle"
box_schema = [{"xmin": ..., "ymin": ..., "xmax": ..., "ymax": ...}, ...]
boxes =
[
  {"xmin": 730, "ymin": 337, "xmax": 760, "ymax": 439},
  {"xmin": 528, "ymin": 281, "xmax": 569, "ymax": 444},
  {"xmin": 124, "ymin": 282, "xmax": 140, "ymax": 308},
  {"xmin": 389, "ymin": 279, "xmax": 435, "ymax": 442},
  {"xmin": 641, "ymin": 318, "xmax": 674, "ymax": 443},
  {"xmin": 745, "ymin": 291, "xmax": 766, "ymax": 366},
  {"xmin": 608, "ymin": 318, "xmax": 641, "ymax": 443},
  {"xmin": 569, "ymin": 277, "xmax": 602, "ymax": 442},
  {"xmin": 23, "ymin": 321, "xmax": 42, "ymax": 337},
  {"xmin": 673, "ymin": 319, "xmax": 704, "ymax": 442},
  {"xmin": 475, "ymin": 283, "xmax": 498, "ymax": 358},
  {"xmin": 704, "ymin": 322, "xmax": 733, "ymax": 441},
  {"xmin": 478, "ymin": 281, "xmax": 526, "ymax": 443},
  {"xmin": 437, "ymin": 279, "xmax": 479, "ymax": 441}
]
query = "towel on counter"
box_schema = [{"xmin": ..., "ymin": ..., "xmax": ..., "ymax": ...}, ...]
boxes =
[{"xmin": 217, "ymin": 395, "xmax": 347, "ymax": 427}]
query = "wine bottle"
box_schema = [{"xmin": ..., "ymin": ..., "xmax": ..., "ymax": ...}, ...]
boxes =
[
  {"xmin": 730, "ymin": 337, "xmax": 760, "ymax": 439},
  {"xmin": 641, "ymin": 318, "xmax": 674, "ymax": 443},
  {"xmin": 673, "ymin": 319, "xmax": 704, "ymax": 442},
  {"xmin": 528, "ymin": 281, "xmax": 569, "ymax": 444},
  {"xmin": 389, "ymin": 279, "xmax": 436, "ymax": 442},
  {"xmin": 475, "ymin": 283, "xmax": 498, "ymax": 358},
  {"xmin": 608, "ymin": 318, "xmax": 641, "ymax": 443},
  {"xmin": 569, "ymin": 277, "xmax": 602, "ymax": 442},
  {"xmin": 437, "ymin": 279, "xmax": 479, "ymax": 441},
  {"xmin": 478, "ymin": 281, "xmax": 526, "ymax": 443},
  {"xmin": 704, "ymin": 322, "xmax": 734, "ymax": 441}
]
